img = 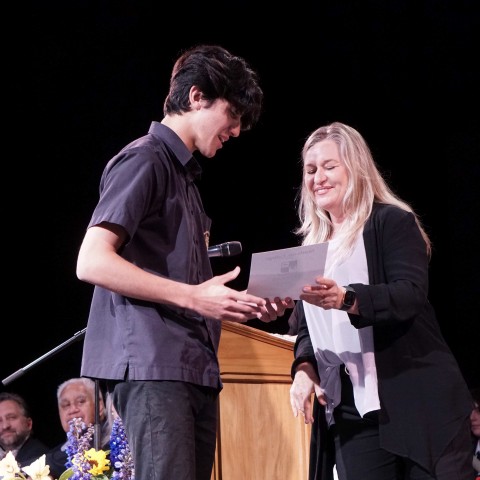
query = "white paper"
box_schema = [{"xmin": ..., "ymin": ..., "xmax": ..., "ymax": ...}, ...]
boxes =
[{"xmin": 246, "ymin": 242, "xmax": 329, "ymax": 300}]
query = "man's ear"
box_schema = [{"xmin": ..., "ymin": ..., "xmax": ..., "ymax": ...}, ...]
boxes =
[
  {"xmin": 98, "ymin": 399, "xmax": 106, "ymax": 419},
  {"xmin": 189, "ymin": 85, "xmax": 203, "ymax": 109}
]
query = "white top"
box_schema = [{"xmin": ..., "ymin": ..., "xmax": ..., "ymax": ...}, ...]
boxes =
[
  {"xmin": 473, "ymin": 440, "xmax": 480, "ymax": 474},
  {"xmin": 303, "ymin": 232, "xmax": 380, "ymax": 425}
]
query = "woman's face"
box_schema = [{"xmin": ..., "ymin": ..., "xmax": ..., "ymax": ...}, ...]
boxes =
[
  {"xmin": 471, "ymin": 401, "xmax": 480, "ymax": 438},
  {"xmin": 303, "ymin": 139, "xmax": 349, "ymax": 220}
]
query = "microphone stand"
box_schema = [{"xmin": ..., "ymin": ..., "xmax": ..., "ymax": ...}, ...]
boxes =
[
  {"xmin": 2, "ymin": 328, "xmax": 86, "ymax": 386},
  {"xmin": 1, "ymin": 327, "xmax": 102, "ymax": 450}
]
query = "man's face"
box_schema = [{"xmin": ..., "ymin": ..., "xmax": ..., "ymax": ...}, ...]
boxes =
[
  {"xmin": 191, "ymin": 98, "xmax": 241, "ymax": 158},
  {"xmin": 58, "ymin": 383, "xmax": 97, "ymax": 432},
  {"xmin": 0, "ymin": 400, "xmax": 33, "ymax": 451}
]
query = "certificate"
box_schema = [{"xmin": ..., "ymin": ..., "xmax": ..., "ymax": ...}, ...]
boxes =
[{"xmin": 246, "ymin": 242, "xmax": 329, "ymax": 300}]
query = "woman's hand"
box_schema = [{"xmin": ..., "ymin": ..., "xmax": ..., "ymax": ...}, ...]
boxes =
[
  {"xmin": 300, "ymin": 276, "xmax": 343, "ymax": 310},
  {"xmin": 290, "ymin": 362, "xmax": 326, "ymax": 424}
]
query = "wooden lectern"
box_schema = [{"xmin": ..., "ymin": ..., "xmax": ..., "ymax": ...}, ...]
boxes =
[{"xmin": 211, "ymin": 321, "xmax": 311, "ymax": 480}]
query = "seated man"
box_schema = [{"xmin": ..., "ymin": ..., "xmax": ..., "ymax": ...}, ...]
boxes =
[
  {"xmin": 471, "ymin": 387, "xmax": 480, "ymax": 479},
  {"xmin": 0, "ymin": 392, "xmax": 50, "ymax": 468},
  {"xmin": 46, "ymin": 377, "xmax": 111, "ymax": 479}
]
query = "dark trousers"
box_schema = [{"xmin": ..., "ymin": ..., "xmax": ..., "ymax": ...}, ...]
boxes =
[
  {"xmin": 329, "ymin": 368, "xmax": 473, "ymax": 480},
  {"xmin": 111, "ymin": 380, "xmax": 218, "ymax": 480}
]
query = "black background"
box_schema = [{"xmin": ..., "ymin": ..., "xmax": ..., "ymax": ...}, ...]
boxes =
[{"xmin": 4, "ymin": 1, "xmax": 479, "ymax": 449}]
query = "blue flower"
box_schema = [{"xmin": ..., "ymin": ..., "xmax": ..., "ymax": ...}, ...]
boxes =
[{"xmin": 60, "ymin": 417, "xmax": 134, "ymax": 480}]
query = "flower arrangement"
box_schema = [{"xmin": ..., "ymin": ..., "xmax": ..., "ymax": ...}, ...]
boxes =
[
  {"xmin": 60, "ymin": 416, "xmax": 134, "ymax": 480},
  {"xmin": 0, "ymin": 452, "xmax": 50, "ymax": 480},
  {"xmin": 0, "ymin": 416, "xmax": 134, "ymax": 480}
]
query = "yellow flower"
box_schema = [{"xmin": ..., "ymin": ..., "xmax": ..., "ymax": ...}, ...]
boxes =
[
  {"xmin": 22, "ymin": 455, "xmax": 51, "ymax": 480},
  {"xmin": 84, "ymin": 448, "xmax": 111, "ymax": 476},
  {"xmin": 0, "ymin": 451, "xmax": 21, "ymax": 480}
]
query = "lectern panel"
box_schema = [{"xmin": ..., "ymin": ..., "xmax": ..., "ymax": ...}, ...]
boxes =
[{"xmin": 212, "ymin": 322, "xmax": 311, "ymax": 480}]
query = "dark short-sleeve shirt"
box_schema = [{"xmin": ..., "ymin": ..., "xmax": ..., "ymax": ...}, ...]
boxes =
[{"xmin": 80, "ymin": 121, "xmax": 222, "ymax": 390}]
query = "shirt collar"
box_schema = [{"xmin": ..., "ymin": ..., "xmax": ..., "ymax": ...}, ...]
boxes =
[{"xmin": 148, "ymin": 121, "xmax": 202, "ymax": 181}]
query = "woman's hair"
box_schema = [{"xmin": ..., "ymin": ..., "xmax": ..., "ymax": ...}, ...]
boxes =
[
  {"xmin": 163, "ymin": 44, "xmax": 263, "ymax": 131},
  {"xmin": 471, "ymin": 387, "xmax": 480, "ymax": 407},
  {"xmin": 295, "ymin": 121, "xmax": 431, "ymax": 262}
]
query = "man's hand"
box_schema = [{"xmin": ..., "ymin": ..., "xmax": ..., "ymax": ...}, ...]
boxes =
[{"xmin": 256, "ymin": 297, "xmax": 295, "ymax": 322}]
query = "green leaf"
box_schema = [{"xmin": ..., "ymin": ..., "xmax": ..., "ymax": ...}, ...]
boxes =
[{"xmin": 58, "ymin": 467, "xmax": 74, "ymax": 480}]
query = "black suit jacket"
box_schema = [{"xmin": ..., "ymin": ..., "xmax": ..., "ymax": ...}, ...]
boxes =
[
  {"xmin": 15, "ymin": 436, "xmax": 50, "ymax": 469},
  {"xmin": 45, "ymin": 442, "xmax": 69, "ymax": 479}
]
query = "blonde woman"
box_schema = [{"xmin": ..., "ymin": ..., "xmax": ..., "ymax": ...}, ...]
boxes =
[{"xmin": 289, "ymin": 122, "xmax": 473, "ymax": 479}]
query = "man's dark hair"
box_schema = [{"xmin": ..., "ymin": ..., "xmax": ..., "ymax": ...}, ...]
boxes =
[
  {"xmin": 163, "ymin": 44, "xmax": 263, "ymax": 131},
  {"xmin": 0, "ymin": 392, "xmax": 31, "ymax": 418}
]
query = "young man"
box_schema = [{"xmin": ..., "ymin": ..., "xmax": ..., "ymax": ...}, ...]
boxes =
[
  {"xmin": 76, "ymin": 44, "xmax": 292, "ymax": 480},
  {"xmin": 0, "ymin": 392, "xmax": 50, "ymax": 468}
]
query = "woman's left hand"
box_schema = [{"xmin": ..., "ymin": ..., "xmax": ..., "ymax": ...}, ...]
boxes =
[{"xmin": 300, "ymin": 277, "xmax": 343, "ymax": 310}]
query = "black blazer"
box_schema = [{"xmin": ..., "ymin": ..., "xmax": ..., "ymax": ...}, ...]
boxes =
[
  {"xmin": 45, "ymin": 442, "xmax": 69, "ymax": 479},
  {"xmin": 15, "ymin": 436, "xmax": 50, "ymax": 469},
  {"xmin": 292, "ymin": 203, "xmax": 473, "ymax": 475}
]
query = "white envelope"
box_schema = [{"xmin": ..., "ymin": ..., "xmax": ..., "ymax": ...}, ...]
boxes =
[{"xmin": 246, "ymin": 242, "xmax": 329, "ymax": 300}]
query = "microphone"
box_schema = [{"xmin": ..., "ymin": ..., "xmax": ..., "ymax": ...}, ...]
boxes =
[{"xmin": 207, "ymin": 241, "xmax": 242, "ymax": 258}]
